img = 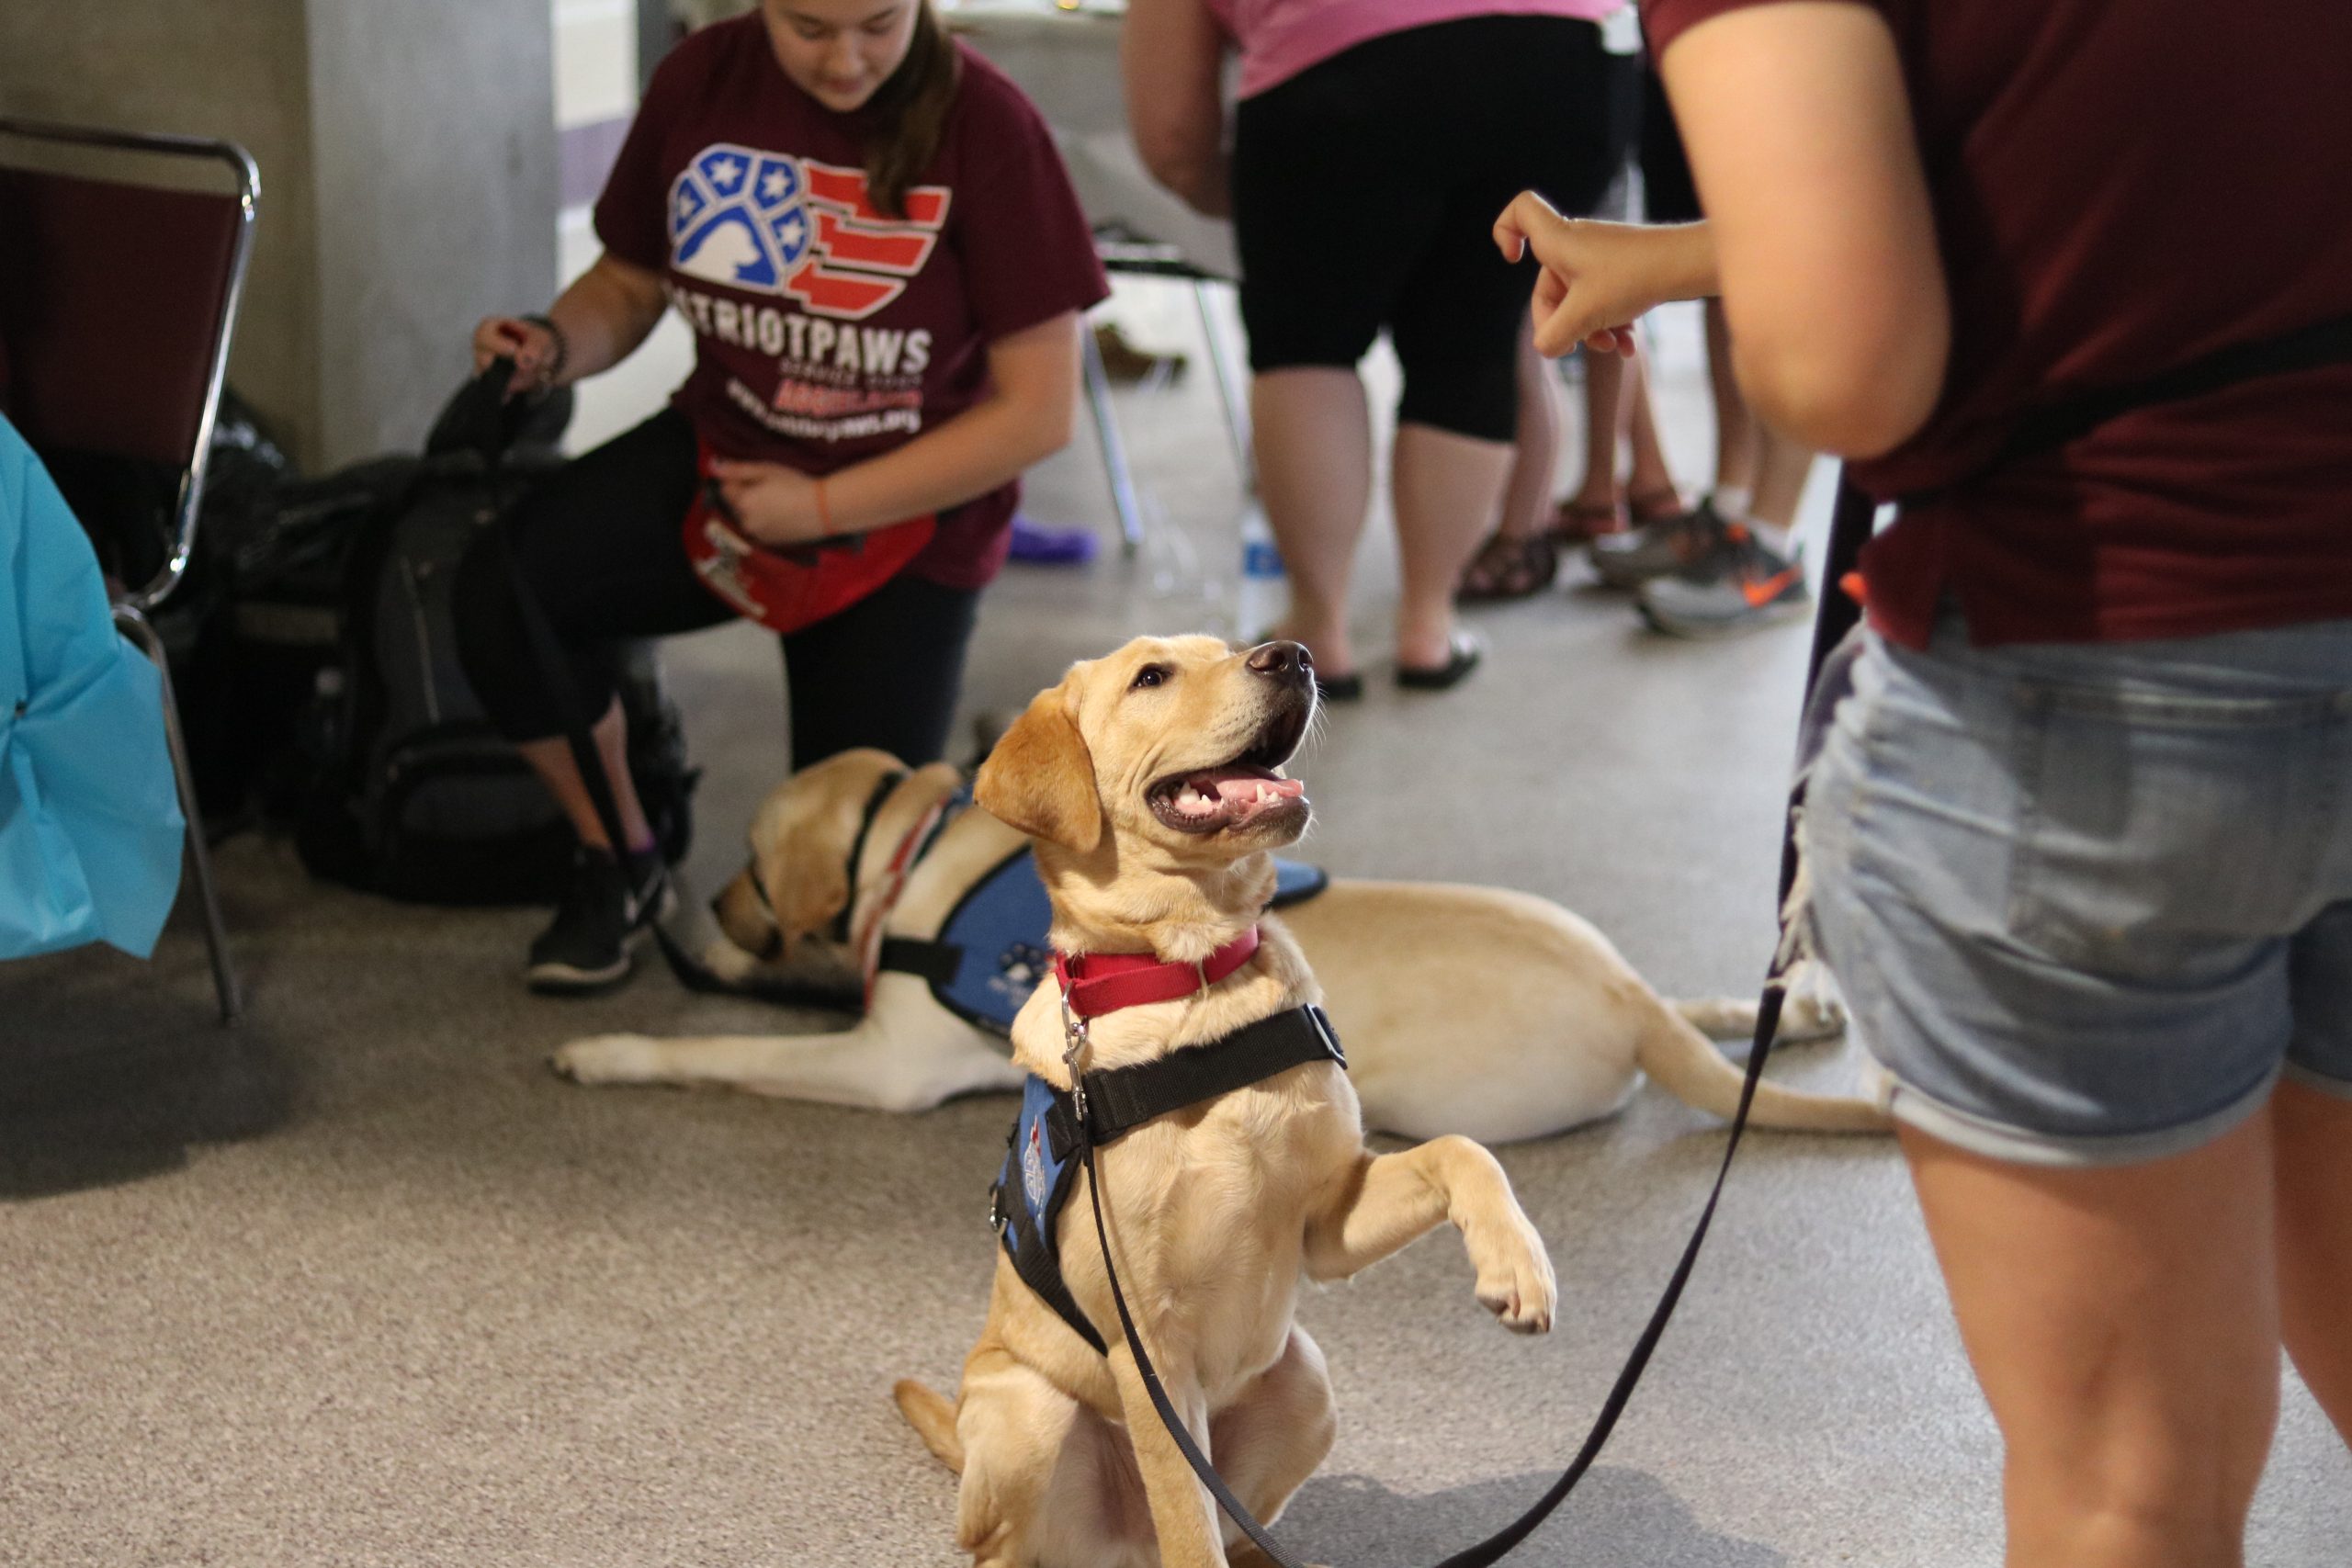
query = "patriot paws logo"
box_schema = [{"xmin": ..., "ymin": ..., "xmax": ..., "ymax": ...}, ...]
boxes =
[{"xmin": 669, "ymin": 143, "xmax": 949, "ymax": 321}]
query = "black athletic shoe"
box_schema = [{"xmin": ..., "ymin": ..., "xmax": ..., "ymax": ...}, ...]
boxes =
[{"xmin": 526, "ymin": 846, "xmax": 672, "ymax": 995}]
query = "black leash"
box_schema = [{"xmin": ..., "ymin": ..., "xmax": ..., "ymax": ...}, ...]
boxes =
[{"xmin": 1064, "ymin": 475, "xmax": 1879, "ymax": 1568}]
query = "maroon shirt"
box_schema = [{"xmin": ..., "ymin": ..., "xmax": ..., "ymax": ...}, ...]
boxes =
[
  {"xmin": 595, "ymin": 18, "xmax": 1109, "ymax": 589},
  {"xmin": 1645, "ymin": 0, "xmax": 2352, "ymax": 647}
]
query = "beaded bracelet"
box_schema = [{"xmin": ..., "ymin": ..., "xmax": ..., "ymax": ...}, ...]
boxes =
[{"xmin": 521, "ymin": 312, "xmax": 569, "ymax": 387}]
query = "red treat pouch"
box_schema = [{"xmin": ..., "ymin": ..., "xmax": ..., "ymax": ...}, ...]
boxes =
[{"xmin": 682, "ymin": 442, "xmax": 934, "ymax": 634}]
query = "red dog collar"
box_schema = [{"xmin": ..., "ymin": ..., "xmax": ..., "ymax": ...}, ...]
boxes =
[{"xmin": 1052, "ymin": 928, "xmax": 1261, "ymax": 1019}]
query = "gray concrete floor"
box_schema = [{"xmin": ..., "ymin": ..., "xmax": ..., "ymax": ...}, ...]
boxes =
[{"xmin": 5, "ymin": 302, "xmax": 2347, "ymax": 1566}]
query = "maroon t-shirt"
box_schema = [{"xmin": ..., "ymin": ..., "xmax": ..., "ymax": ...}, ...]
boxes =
[
  {"xmin": 595, "ymin": 18, "xmax": 1110, "ymax": 589},
  {"xmin": 1645, "ymin": 0, "xmax": 2352, "ymax": 647}
]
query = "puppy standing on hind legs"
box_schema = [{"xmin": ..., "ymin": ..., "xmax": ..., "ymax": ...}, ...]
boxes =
[{"xmin": 895, "ymin": 637, "xmax": 1556, "ymax": 1568}]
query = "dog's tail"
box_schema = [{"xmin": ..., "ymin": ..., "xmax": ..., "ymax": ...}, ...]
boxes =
[
  {"xmin": 1636, "ymin": 1004, "xmax": 1888, "ymax": 1134},
  {"xmin": 893, "ymin": 1380, "xmax": 965, "ymax": 1472}
]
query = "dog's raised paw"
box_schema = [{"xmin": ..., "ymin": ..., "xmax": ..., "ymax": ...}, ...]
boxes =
[
  {"xmin": 552, "ymin": 1034, "xmax": 663, "ymax": 1084},
  {"xmin": 1470, "ymin": 1219, "xmax": 1557, "ymax": 1336}
]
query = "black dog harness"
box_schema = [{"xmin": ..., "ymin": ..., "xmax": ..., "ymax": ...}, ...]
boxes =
[{"xmin": 989, "ymin": 999, "xmax": 1347, "ymax": 1354}]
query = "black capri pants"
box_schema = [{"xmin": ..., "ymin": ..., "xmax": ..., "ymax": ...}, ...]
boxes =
[
  {"xmin": 1230, "ymin": 15, "xmax": 1625, "ymax": 443},
  {"xmin": 452, "ymin": 407, "xmax": 978, "ymax": 770}
]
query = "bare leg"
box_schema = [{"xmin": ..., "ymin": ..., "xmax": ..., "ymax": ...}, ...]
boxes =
[
  {"xmin": 2275, "ymin": 1078, "xmax": 2352, "ymax": 1444},
  {"xmin": 1253, "ymin": 367, "xmax": 1373, "ymax": 678},
  {"xmin": 1747, "ymin": 424, "xmax": 1819, "ymax": 550},
  {"xmin": 1900, "ymin": 1112, "xmax": 2282, "ymax": 1568},
  {"xmin": 1620, "ymin": 350, "xmax": 1682, "ymax": 517},
  {"xmin": 1491, "ymin": 324, "xmax": 1566, "ymax": 546},
  {"xmin": 514, "ymin": 695, "xmax": 653, "ymax": 852},
  {"xmin": 1704, "ymin": 297, "xmax": 1759, "ymax": 503},
  {"xmin": 1391, "ymin": 423, "xmax": 1513, "ymax": 670},
  {"xmin": 1567, "ymin": 348, "xmax": 1626, "ymax": 516}
]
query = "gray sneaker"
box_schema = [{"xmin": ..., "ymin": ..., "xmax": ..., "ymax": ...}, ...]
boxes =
[
  {"xmin": 1588, "ymin": 500, "xmax": 1731, "ymax": 590},
  {"xmin": 526, "ymin": 846, "xmax": 673, "ymax": 994},
  {"xmin": 1636, "ymin": 523, "xmax": 1814, "ymax": 639}
]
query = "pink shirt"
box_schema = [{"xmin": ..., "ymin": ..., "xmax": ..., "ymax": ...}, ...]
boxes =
[{"xmin": 1205, "ymin": 0, "xmax": 1621, "ymax": 98}]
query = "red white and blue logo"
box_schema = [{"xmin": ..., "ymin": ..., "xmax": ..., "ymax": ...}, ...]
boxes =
[{"xmin": 669, "ymin": 142, "xmax": 950, "ymax": 321}]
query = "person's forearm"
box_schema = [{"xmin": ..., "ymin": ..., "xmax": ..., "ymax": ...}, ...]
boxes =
[
  {"xmin": 1637, "ymin": 221, "xmax": 1721, "ymax": 303},
  {"xmin": 544, "ymin": 256, "xmax": 668, "ymax": 386},
  {"xmin": 1163, "ymin": 153, "xmax": 1231, "ymax": 219},
  {"xmin": 818, "ymin": 389, "xmax": 1077, "ymax": 532}
]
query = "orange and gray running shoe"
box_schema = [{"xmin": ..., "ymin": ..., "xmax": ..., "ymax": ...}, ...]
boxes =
[
  {"xmin": 1587, "ymin": 497, "xmax": 1730, "ymax": 590},
  {"xmin": 1636, "ymin": 518, "xmax": 1814, "ymax": 638}
]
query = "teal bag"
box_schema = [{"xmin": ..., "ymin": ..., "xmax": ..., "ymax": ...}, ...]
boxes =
[{"xmin": 0, "ymin": 413, "xmax": 186, "ymax": 959}]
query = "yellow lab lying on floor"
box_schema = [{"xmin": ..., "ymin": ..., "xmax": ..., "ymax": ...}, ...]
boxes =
[
  {"xmin": 894, "ymin": 637, "xmax": 1557, "ymax": 1568},
  {"xmin": 554, "ymin": 645, "xmax": 1885, "ymax": 1142}
]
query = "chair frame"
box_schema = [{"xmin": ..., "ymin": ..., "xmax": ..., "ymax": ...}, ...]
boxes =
[
  {"xmin": 1087, "ymin": 231, "xmax": 1256, "ymax": 556},
  {"xmin": 0, "ymin": 117, "xmax": 261, "ymax": 1021},
  {"xmin": 0, "ymin": 117, "xmax": 262, "ymax": 614}
]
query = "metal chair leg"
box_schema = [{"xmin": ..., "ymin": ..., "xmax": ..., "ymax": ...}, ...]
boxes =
[
  {"xmin": 115, "ymin": 605, "xmax": 243, "ymax": 1023},
  {"xmin": 1082, "ymin": 318, "xmax": 1147, "ymax": 556},
  {"xmin": 1193, "ymin": 279, "xmax": 1256, "ymax": 493}
]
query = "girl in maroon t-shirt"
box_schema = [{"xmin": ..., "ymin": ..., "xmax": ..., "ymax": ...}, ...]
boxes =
[
  {"xmin": 1500, "ymin": 3, "xmax": 2352, "ymax": 1562},
  {"xmin": 450, "ymin": 0, "xmax": 1106, "ymax": 995}
]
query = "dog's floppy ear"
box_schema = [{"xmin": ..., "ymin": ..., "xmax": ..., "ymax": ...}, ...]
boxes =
[{"xmin": 976, "ymin": 684, "xmax": 1102, "ymax": 852}]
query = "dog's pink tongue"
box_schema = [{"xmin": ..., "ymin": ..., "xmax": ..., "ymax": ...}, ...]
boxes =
[{"xmin": 1197, "ymin": 768, "xmax": 1304, "ymax": 806}]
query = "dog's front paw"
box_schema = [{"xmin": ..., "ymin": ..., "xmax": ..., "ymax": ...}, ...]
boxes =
[
  {"xmin": 1468, "ymin": 1214, "xmax": 1556, "ymax": 1336},
  {"xmin": 1777, "ymin": 991, "xmax": 1848, "ymax": 1043},
  {"xmin": 552, "ymin": 1033, "xmax": 664, "ymax": 1084}
]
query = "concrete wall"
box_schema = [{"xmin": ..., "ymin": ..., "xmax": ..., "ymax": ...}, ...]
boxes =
[
  {"xmin": 306, "ymin": 0, "xmax": 556, "ymax": 463},
  {"xmin": 0, "ymin": 0, "xmax": 555, "ymax": 469}
]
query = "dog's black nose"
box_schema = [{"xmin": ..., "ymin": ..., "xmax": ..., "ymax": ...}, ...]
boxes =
[{"xmin": 1245, "ymin": 640, "xmax": 1313, "ymax": 684}]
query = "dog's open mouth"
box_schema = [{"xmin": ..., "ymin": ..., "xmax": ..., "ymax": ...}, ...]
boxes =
[{"xmin": 1146, "ymin": 706, "xmax": 1311, "ymax": 836}]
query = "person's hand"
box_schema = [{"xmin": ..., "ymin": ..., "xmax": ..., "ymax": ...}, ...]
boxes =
[
  {"xmin": 710, "ymin": 459, "xmax": 827, "ymax": 548},
  {"xmin": 1495, "ymin": 193, "xmax": 1693, "ymax": 359},
  {"xmin": 471, "ymin": 316, "xmax": 559, "ymax": 397}
]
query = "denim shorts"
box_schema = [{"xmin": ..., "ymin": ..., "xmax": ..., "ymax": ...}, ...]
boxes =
[{"xmin": 1799, "ymin": 614, "xmax": 2352, "ymax": 1167}]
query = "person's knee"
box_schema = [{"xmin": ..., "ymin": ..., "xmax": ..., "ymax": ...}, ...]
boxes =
[{"xmin": 2001, "ymin": 1378, "xmax": 2278, "ymax": 1561}]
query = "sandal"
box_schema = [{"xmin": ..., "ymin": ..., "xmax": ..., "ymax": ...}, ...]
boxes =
[
  {"xmin": 1456, "ymin": 529, "xmax": 1559, "ymax": 603},
  {"xmin": 1549, "ymin": 499, "xmax": 1628, "ymax": 545},
  {"xmin": 1396, "ymin": 632, "xmax": 1485, "ymax": 692}
]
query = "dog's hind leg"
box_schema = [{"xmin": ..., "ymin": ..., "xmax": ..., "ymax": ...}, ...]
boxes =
[
  {"xmin": 1210, "ymin": 1327, "xmax": 1337, "ymax": 1559},
  {"xmin": 952, "ymin": 1346, "xmax": 1136, "ymax": 1568}
]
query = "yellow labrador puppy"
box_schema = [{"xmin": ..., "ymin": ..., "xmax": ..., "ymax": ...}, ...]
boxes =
[{"xmin": 892, "ymin": 637, "xmax": 1557, "ymax": 1568}]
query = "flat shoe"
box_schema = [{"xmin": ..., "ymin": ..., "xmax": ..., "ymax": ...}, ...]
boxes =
[
  {"xmin": 1395, "ymin": 634, "xmax": 1484, "ymax": 692},
  {"xmin": 1314, "ymin": 671, "xmax": 1363, "ymax": 703}
]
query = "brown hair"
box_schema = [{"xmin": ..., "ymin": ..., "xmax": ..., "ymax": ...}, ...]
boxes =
[{"xmin": 860, "ymin": 1, "xmax": 961, "ymax": 220}]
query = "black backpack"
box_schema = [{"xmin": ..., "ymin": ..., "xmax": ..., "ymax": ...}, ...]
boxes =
[{"xmin": 288, "ymin": 377, "xmax": 696, "ymax": 905}]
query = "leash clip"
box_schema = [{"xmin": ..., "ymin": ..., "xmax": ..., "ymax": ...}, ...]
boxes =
[{"xmin": 1057, "ymin": 982, "xmax": 1091, "ymax": 1123}]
